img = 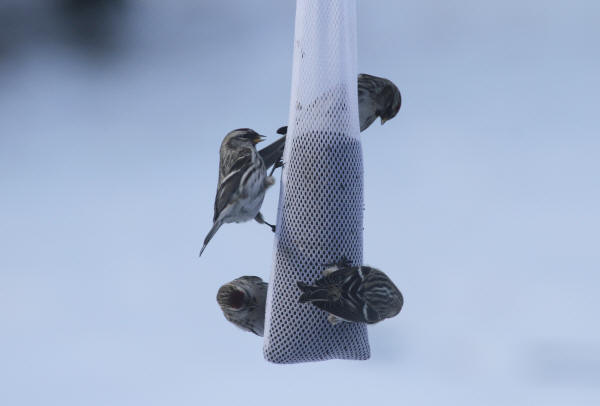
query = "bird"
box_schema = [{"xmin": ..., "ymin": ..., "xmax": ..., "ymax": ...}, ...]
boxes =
[
  {"xmin": 216, "ymin": 276, "xmax": 268, "ymax": 336},
  {"xmin": 199, "ymin": 128, "xmax": 276, "ymax": 257},
  {"xmin": 357, "ymin": 73, "xmax": 402, "ymax": 131},
  {"xmin": 296, "ymin": 257, "xmax": 403, "ymax": 325},
  {"xmin": 276, "ymin": 73, "xmax": 402, "ymax": 137}
]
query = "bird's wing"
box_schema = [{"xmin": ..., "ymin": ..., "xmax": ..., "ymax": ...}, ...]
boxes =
[
  {"xmin": 213, "ymin": 149, "xmax": 253, "ymax": 222},
  {"xmin": 357, "ymin": 73, "xmax": 379, "ymax": 95},
  {"xmin": 258, "ymin": 136, "xmax": 286, "ymax": 169},
  {"xmin": 313, "ymin": 296, "xmax": 362, "ymax": 323},
  {"xmin": 375, "ymin": 85, "xmax": 395, "ymax": 109}
]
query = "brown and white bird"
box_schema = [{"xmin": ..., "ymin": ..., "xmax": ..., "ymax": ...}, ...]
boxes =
[
  {"xmin": 276, "ymin": 73, "xmax": 402, "ymax": 137},
  {"xmin": 297, "ymin": 258, "xmax": 403, "ymax": 325},
  {"xmin": 199, "ymin": 129, "xmax": 276, "ymax": 257},
  {"xmin": 216, "ymin": 276, "xmax": 268, "ymax": 336}
]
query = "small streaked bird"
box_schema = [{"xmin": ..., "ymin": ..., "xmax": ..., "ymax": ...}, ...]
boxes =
[
  {"xmin": 199, "ymin": 128, "xmax": 275, "ymax": 257},
  {"xmin": 216, "ymin": 276, "xmax": 268, "ymax": 336},
  {"xmin": 276, "ymin": 73, "xmax": 402, "ymax": 137},
  {"xmin": 297, "ymin": 258, "xmax": 403, "ymax": 325}
]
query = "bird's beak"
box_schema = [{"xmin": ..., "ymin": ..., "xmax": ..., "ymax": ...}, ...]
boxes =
[
  {"xmin": 253, "ymin": 134, "xmax": 266, "ymax": 145},
  {"xmin": 380, "ymin": 117, "xmax": 388, "ymax": 125}
]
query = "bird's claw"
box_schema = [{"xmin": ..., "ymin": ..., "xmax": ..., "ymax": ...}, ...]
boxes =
[
  {"xmin": 269, "ymin": 159, "xmax": 284, "ymax": 177},
  {"xmin": 337, "ymin": 256, "xmax": 352, "ymax": 268},
  {"xmin": 324, "ymin": 255, "xmax": 352, "ymax": 268},
  {"xmin": 327, "ymin": 314, "xmax": 343, "ymax": 325},
  {"xmin": 322, "ymin": 255, "xmax": 353, "ymax": 276}
]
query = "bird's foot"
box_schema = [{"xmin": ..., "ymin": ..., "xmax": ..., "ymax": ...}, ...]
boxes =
[
  {"xmin": 268, "ymin": 160, "xmax": 284, "ymax": 177},
  {"xmin": 323, "ymin": 255, "xmax": 352, "ymax": 270},
  {"xmin": 265, "ymin": 175, "xmax": 276, "ymax": 186},
  {"xmin": 337, "ymin": 256, "xmax": 352, "ymax": 268},
  {"xmin": 255, "ymin": 212, "xmax": 276, "ymax": 232},
  {"xmin": 327, "ymin": 314, "xmax": 343, "ymax": 325}
]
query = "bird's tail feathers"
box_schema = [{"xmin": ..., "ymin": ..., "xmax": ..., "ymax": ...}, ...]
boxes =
[{"xmin": 199, "ymin": 221, "xmax": 222, "ymax": 257}]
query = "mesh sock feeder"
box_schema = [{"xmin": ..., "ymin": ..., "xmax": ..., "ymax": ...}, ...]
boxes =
[{"xmin": 263, "ymin": 0, "xmax": 370, "ymax": 363}]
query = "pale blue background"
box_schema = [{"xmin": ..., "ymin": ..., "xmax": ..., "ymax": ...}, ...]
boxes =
[{"xmin": 1, "ymin": 1, "xmax": 599, "ymax": 405}]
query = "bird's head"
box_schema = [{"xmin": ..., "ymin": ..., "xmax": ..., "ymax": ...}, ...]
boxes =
[
  {"xmin": 224, "ymin": 128, "xmax": 265, "ymax": 148},
  {"xmin": 217, "ymin": 284, "xmax": 248, "ymax": 311},
  {"xmin": 379, "ymin": 84, "xmax": 402, "ymax": 126},
  {"xmin": 216, "ymin": 276, "xmax": 265, "ymax": 312}
]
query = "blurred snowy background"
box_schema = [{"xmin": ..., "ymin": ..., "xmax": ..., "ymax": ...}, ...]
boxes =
[{"xmin": 1, "ymin": 0, "xmax": 599, "ymax": 405}]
